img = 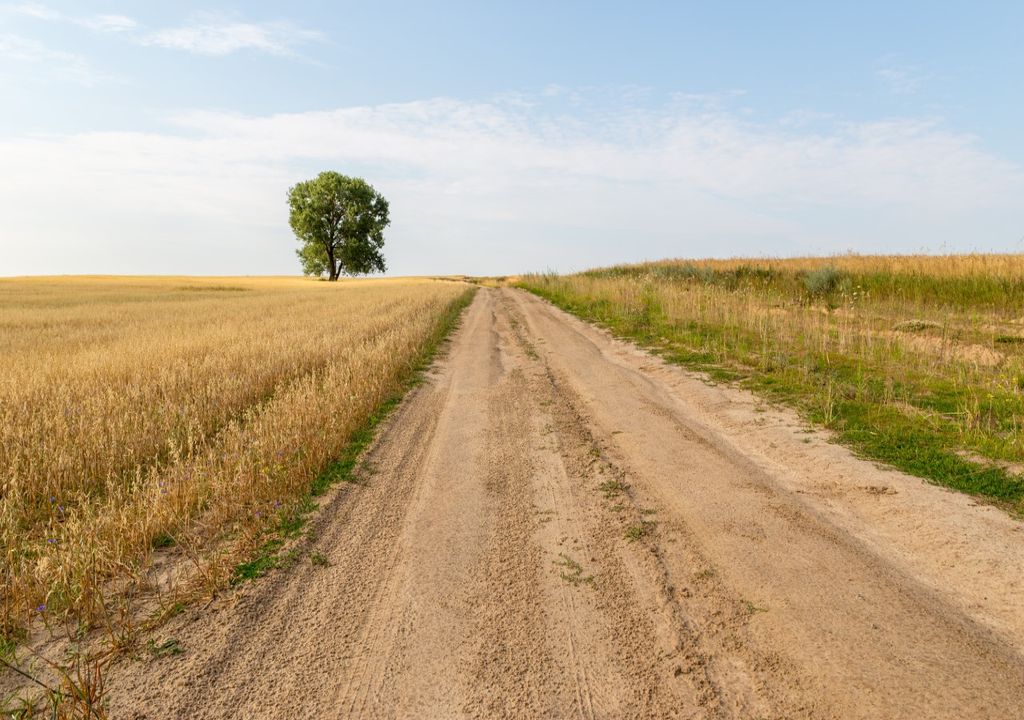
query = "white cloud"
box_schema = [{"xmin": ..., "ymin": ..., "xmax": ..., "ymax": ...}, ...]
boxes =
[
  {"xmin": 0, "ymin": 95, "xmax": 1021, "ymax": 276},
  {"xmin": 876, "ymin": 59, "xmax": 928, "ymax": 96},
  {"xmin": 0, "ymin": 32, "xmax": 98, "ymax": 85},
  {"xmin": 79, "ymin": 14, "xmax": 136, "ymax": 33},
  {"xmin": 140, "ymin": 13, "xmax": 321, "ymax": 56},
  {"xmin": 5, "ymin": 2, "xmax": 59, "ymax": 20},
  {"xmin": 0, "ymin": 5, "xmax": 319, "ymax": 89},
  {"xmin": 5, "ymin": 2, "xmax": 136, "ymax": 32}
]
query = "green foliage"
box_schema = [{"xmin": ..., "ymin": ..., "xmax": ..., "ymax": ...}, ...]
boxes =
[
  {"xmin": 624, "ymin": 521, "xmax": 654, "ymax": 541},
  {"xmin": 598, "ymin": 479, "xmax": 626, "ymax": 498},
  {"xmin": 554, "ymin": 554, "xmax": 594, "ymax": 587},
  {"xmin": 150, "ymin": 532, "xmax": 175, "ymax": 549},
  {"xmin": 296, "ymin": 242, "xmax": 331, "ymax": 278},
  {"xmin": 232, "ymin": 538, "xmax": 284, "ymax": 584},
  {"xmin": 802, "ymin": 266, "xmax": 845, "ymax": 299},
  {"xmin": 287, "ymin": 171, "xmax": 389, "ymax": 281},
  {"xmin": 148, "ymin": 638, "xmax": 184, "ymax": 658}
]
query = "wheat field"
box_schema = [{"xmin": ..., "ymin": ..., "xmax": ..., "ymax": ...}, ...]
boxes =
[{"xmin": 0, "ymin": 276, "xmax": 472, "ymax": 640}]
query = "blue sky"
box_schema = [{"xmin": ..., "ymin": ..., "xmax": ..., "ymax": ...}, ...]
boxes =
[{"xmin": 2, "ymin": 1, "xmax": 1022, "ymax": 276}]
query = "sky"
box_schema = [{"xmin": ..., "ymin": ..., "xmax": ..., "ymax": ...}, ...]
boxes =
[{"xmin": 1, "ymin": 1, "xmax": 1022, "ymax": 277}]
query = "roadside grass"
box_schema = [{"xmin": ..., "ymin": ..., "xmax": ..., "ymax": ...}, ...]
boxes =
[
  {"xmin": 519, "ymin": 254, "xmax": 1024, "ymax": 514},
  {"xmin": 584, "ymin": 254, "xmax": 1024, "ymax": 312}
]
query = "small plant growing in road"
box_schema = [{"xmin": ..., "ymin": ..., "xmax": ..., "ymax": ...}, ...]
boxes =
[
  {"xmin": 598, "ymin": 479, "xmax": 626, "ymax": 499},
  {"xmin": 554, "ymin": 554, "xmax": 594, "ymax": 587},
  {"xmin": 148, "ymin": 638, "xmax": 183, "ymax": 658},
  {"xmin": 624, "ymin": 521, "xmax": 655, "ymax": 542}
]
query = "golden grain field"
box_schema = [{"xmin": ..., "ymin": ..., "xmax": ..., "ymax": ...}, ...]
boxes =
[{"xmin": 0, "ymin": 276, "xmax": 472, "ymax": 639}]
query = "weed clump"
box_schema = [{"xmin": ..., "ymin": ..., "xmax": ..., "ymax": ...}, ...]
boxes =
[
  {"xmin": 554, "ymin": 554, "xmax": 594, "ymax": 587},
  {"xmin": 802, "ymin": 266, "xmax": 845, "ymax": 300},
  {"xmin": 894, "ymin": 319, "xmax": 941, "ymax": 332},
  {"xmin": 598, "ymin": 479, "xmax": 626, "ymax": 498},
  {"xmin": 624, "ymin": 521, "xmax": 655, "ymax": 542}
]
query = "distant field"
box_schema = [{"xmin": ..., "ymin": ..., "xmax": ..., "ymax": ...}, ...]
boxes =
[
  {"xmin": 0, "ymin": 276, "xmax": 473, "ymax": 642},
  {"xmin": 520, "ymin": 254, "xmax": 1024, "ymax": 513}
]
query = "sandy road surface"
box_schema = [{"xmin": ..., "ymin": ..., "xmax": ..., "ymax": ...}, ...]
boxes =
[{"xmin": 112, "ymin": 288, "xmax": 1024, "ymax": 719}]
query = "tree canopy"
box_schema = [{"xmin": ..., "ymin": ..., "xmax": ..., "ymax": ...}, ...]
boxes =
[{"xmin": 287, "ymin": 172, "xmax": 389, "ymax": 281}]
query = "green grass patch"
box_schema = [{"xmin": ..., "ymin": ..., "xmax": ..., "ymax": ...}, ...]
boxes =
[
  {"xmin": 598, "ymin": 479, "xmax": 626, "ymax": 499},
  {"xmin": 147, "ymin": 638, "xmax": 184, "ymax": 658},
  {"xmin": 232, "ymin": 538, "xmax": 285, "ymax": 584},
  {"xmin": 624, "ymin": 521, "xmax": 655, "ymax": 542},
  {"xmin": 0, "ymin": 634, "xmax": 17, "ymax": 660},
  {"xmin": 151, "ymin": 532, "xmax": 175, "ymax": 549},
  {"xmin": 833, "ymin": 402, "xmax": 1023, "ymax": 501},
  {"xmin": 554, "ymin": 553, "xmax": 594, "ymax": 587}
]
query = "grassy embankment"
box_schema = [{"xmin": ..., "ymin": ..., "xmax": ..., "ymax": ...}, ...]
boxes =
[
  {"xmin": 0, "ymin": 276, "xmax": 475, "ymax": 649},
  {"xmin": 520, "ymin": 254, "xmax": 1024, "ymax": 514}
]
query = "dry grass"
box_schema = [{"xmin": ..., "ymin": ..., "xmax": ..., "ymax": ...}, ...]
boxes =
[
  {"xmin": 643, "ymin": 253, "xmax": 1024, "ymax": 279},
  {"xmin": 0, "ymin": 276, "xmax": 471, "ymax": 642},
  {"xmin": 522, "ymin": 254, "xmax": 1024, "ymax": 512}
]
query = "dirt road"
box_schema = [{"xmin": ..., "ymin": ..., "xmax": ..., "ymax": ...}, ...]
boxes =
[{"xmin": 112, "ymin": 288, "xmax": 1024, "ymax": 719}]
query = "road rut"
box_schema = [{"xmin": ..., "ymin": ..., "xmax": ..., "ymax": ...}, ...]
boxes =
[{"xmin": 112, "ymin": 288, "xmax": 1024, "ymax": 719}]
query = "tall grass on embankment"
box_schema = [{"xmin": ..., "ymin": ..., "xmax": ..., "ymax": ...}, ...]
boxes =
[
  {"xmin": 0, "ymin": 276, "xmax": 474, "ymax": 645},
  {"xmin": 519, "ymin": 254, "xmax": 1024, "ymax": 514}
]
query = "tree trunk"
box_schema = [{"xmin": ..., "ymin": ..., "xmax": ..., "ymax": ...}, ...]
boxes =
[{"xmin": 327, "ymin": 246, "xmax": 339, "ymax": 281}]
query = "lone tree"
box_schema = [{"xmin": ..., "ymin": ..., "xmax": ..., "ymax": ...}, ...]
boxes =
[{"xmin": 287, "ymin": 171, "xmax": 389, "ymax": 281}]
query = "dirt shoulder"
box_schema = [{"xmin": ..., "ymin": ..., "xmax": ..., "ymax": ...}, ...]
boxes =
[{"xmin": 104, "ymin": 288, "xmax": 1024, "ymax": 719}]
